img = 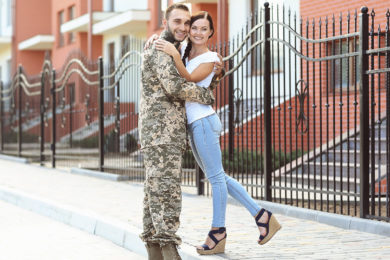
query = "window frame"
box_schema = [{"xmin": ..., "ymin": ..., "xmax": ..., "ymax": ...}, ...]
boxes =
[
  {"xmin": 68, "ymin": 6, "xmax": 76, "ymax": 44},
  {"xmin": 58, "ymin": 10, "xmax": 65, "ymax": 47},
  {"xmin": 329, "ymin": 39, "xmax": 360, "ymax": 93}
]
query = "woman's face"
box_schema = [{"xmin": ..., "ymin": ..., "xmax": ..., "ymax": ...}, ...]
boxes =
[{"xmin": 189, "ymin": 18, "xmax": 213, "ymax": 45}]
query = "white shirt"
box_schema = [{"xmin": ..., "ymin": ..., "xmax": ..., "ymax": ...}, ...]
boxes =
[{"xmin": 180, "ymin": 42, "xmax": 220, "ymax": 124}]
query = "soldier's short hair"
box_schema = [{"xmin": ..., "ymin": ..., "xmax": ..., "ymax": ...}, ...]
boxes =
[{"xmin": 165, "ymin": 3, "xmax": 190, "ymax": 20}]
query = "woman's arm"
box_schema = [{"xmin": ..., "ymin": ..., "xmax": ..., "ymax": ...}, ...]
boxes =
[{"xmin": 155, "ymin": 39, "xmax": 214, "ymax": 83}]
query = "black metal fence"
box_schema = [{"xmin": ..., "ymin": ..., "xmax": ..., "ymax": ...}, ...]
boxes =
[{"xmin": 0, "ymin": 3, "xmax": 389, "ymax": 222}]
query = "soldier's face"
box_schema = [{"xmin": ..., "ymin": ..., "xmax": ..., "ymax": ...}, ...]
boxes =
[{"xmin": 164, "ymin": 9, "xmax": 191, "ymax": 42}]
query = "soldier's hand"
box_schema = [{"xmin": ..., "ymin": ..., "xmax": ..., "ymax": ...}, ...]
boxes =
[
  {"xmin": 213, "ymin": 53, "xmax": 225, "ymax": 79},
  {"xmin": 144, "ymin": 34, "xmax": 159, "ymax": 50}
]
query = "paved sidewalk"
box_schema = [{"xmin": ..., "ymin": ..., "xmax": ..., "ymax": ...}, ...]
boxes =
[
  {"xmin": 0, "ymin": 200, "xmax": 144, "ymax": 260},
  {"xmin": 0, "ymin": 157, "xmax": 390, "ymax": 259}
]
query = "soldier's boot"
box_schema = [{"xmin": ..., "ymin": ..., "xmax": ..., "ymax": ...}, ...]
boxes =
[
  {"xmin": 146, "ymin": 242, "xmax": 163, "ymax": 260},
  {"xmin": 161, "ymin": 243, "xmax": 181, "ymax": 260}
]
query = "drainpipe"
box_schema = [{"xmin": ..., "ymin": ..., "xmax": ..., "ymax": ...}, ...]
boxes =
[
  {"xmin": 11, "ymin": 0, "xmax": 17, "ymax": 75},
  {"xmin": 217, "ymin": 0, "xmax": 227, "ymax": 44}
]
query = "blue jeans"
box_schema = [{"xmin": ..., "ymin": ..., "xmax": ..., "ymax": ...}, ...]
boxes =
[{"xmin": 188, "ymin": 113, "xmax": 262, "ymax": 227}]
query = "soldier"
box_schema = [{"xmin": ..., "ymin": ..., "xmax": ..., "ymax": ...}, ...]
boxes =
[{"xmin": 139, "ymin": 3, "xmax": 223, "ymax": 260}]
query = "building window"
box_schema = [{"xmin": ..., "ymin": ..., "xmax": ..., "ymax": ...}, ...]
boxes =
[
  {"xmin": 67, "ymin": 83, "xmax": 75, "ymax": 106},
  {"xmin": 158, "ymin": 0, "xmax": 169, "ymax": 28},
  {"xmin": 121, "ymin": 35, "xmax": 130, "ymax": 56},
  {"xmin": 68, "ymin": 6, "xmax": 75, "ymax": 43},
  {"xmin": 330, "ymin": 40, "xmax": 360, "ymax": 91},
  {"xmin": 107, "ymin": 42, "xmax": 115, "ymax": 103},
  {"xmin": 58, "ymin": 11, "xmax": 65, "ymax": 47}
]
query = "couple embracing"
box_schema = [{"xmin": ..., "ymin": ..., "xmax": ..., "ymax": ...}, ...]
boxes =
[{"xmin": 139, "ymin": 3, "xmax": 281, "ymax": 259}]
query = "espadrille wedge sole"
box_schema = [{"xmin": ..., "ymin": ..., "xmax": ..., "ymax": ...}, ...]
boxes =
[
  {"xmin": 255, "ymin": 209, "xmax": 281, "ymax": 245},
  {"xmin": 196, "ymin": 227, "xmax": 227, "ymax": 255}
]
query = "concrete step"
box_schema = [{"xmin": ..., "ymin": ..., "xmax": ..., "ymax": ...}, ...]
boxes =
[
  {"xmin": 282, "ymin": 172, "xmax": 360, "ymax": 193},
  {"xmin": 341, "ymin": 138, "xmax": 388, "ymax": 151},
  {"xmin": 315, "ymin": 150, "xmax": 388, "ymax": 164},
  {"xmin": 288, "ymin": 161, "xmax": 381, "ymax": 179},
  {"xmin": 369, "ymin": 125, "xmax": 388, "ymax": 139}
]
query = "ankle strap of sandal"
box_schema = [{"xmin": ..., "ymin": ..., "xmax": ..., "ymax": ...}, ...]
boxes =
[
  {"xmin": 208, "ymin": 227, "xmax": 225, "ymax": 235},
  {"xmin": 207, "ymin": 227, "xmax": 226, "ymax": 245}
]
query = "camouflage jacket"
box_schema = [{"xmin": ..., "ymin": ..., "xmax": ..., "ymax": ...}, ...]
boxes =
[{"xmin": 139, "ymin": 30, "xmax": 220, "ymax": 150}]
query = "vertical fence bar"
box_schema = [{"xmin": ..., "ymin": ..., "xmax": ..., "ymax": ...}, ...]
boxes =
[
  {"xmin": 358, "ymin": 6, "xmax": 369, "ymax": 218},
  {"xmin": 196, "ymin": 165, "xmax": 205, "ymax": 195},
  {"xmin": 386, "ymin": 10, "xmax": 390, "ymax": 219},
  {"xmin": 263, "ymin": 2, "xmax": 272, "ymax": 201},
  {"xmin": 369, "ymin": 10, "xmax": 376, "ymax": 217},
  {"xmin": 0, "ymin": 81, "xmax": 3, "ymax": 152},
  {"xmin": 17, "ymin": 66, "xmax": 22, "ymax": 157},
  {"xmin": 40, "ymin": 72, "xmax": 45, "ymax": 164},
  {"xmin": 69, "ymin": 85, "xmax": 73, "ymax": 148},
  {"xmin": 51, "ymin": 70, "xmax": 56, "ymax": 168},
  {"xmin": 228, "ymin": 59, "xmax": 234, "ymax": 161},
  {"xmin": 98, "ymin": 57, "xmax": 104, "ymax": 172},
  {"xmin": 116, "ymin": 82, "xmax": 120, "ymax": 153}
]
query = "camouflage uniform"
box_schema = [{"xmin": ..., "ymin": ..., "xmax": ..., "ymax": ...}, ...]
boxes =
[{"xmin": 139, "ymin": 30, "xmax": 220, "ymax": 246}]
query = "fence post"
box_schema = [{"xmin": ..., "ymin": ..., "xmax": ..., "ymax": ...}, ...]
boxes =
[
  {"xmin": 228, "ymin": 59, "xmax": 235, "ymax": 161},
  {"xmin": 0, "ymin": 81, "xmax": 3, "ymax": 152},
  {"xmin": 40, "ymin": 71, "xmax": 45, "ymax": 165},
  {"xmin": 263, "ymin": 2, "xmax": 272, "ymax": 201},
  {"xmin": 51, "ymin": 70, "xmax": 56, "ymax": 168},
  {"xmin": 17, "ymin": 66, "xmax": 22, "ymax": 157},
  {"xmin": 358, "ymin": 6, "xmax": 369, "ymax": 218},
  {"xmin": 196, "ymin": 165, "xmax": 205, "ymax": 195},
  {"xmin": 98, "ymin": 57, "xmax": 104, "ymax": 172}
]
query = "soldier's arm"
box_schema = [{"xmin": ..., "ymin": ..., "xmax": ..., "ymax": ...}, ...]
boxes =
[{"xmin": 154, "ymin": 50, "xmax": 215, "ymax": 105}]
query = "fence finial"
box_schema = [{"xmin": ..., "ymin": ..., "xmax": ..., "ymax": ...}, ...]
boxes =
[{"xmin": 360, "ymin": 6, "xmax": 368, "ymax": 14}]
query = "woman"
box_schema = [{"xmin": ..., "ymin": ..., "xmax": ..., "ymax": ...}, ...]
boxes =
[{"xmin": 154, "ymin": 11, "xmax": 281, "ymax": 255}]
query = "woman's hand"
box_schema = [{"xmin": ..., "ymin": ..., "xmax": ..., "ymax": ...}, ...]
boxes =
[
  {"xmin": 144, "ymin": 34, "xmax": 159, "ymax": 50},
  {"xmin": 155, "ymin": 39, "xmax": 180, "ymax": 60}
]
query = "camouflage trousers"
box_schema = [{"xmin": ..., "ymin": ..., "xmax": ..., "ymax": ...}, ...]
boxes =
[{"xmin": 140, "ymin": 145, "xmax": 183, "ymax": 246}]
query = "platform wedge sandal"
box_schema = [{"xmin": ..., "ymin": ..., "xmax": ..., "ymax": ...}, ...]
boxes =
[
  {"xmin": 255, "ymin": 209, "xmax": 281, "ymax": 245},
  {"xmin": 196, "ymin": 227, "xmax": 227, "ymax": 255}
]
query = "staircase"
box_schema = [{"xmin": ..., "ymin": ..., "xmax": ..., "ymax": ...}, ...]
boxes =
[{"xmin": 285, "ymin": 119, "xmax": 388, "ymax": 195}]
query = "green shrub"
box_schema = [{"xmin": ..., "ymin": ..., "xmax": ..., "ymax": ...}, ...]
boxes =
[
  {"xmin": 222, "ymin": 148, "xmax": 263, "ymax": 173},
  {"xmin": 125, "ymin": 133, "xmax": 138, "ymax": 153},
  {"xmin": 222, "ymin": 148, "xmax": 303, "ymax": 174},
  {"xmin": 182, "ymin": 149, "xmax": 196, "ymax": 168},
  {"xmin": 79, "ymin": 135, "xmax": 99, "ymax": 148},
  {"xmin": 3, "ymin": 130, "xmax": 38, "ymax": 143},
  {"xmin": 104, "ymin": 130, "xmax": 117, "ymax": 152},
  {"xmin": 78, "ymin": 130, "xmax": 138, "ymax": 153}
]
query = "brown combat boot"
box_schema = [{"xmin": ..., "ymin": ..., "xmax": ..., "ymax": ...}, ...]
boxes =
[
  {"xmin": 146, "ymin": 242, "xmax": 163, "ymax": 260},
  {"xmin": 161, "ymin": 243, "xmax": 181, "ymax": 260}
]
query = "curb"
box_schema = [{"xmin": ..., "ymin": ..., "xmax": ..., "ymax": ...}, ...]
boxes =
[
  {"xmin": 70, "ymin": 168, "xmax": 130, "ymax": 182},
  {"xmin": 0, "ymin": 186, "xmax": 223, "ymax": 260},
  {"xmin": 230, "ymin": 199, "xmax": 390, "ymax": 238},
  {"xmin": 0, "ymin": 154, "xmax": 29, "ymax": 164}
]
